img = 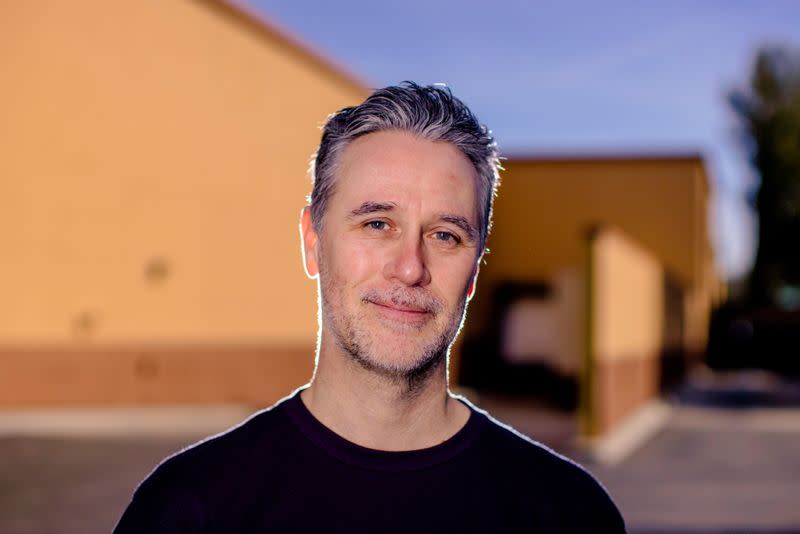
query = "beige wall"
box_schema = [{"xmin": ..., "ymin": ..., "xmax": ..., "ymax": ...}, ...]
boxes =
[
  {"xmin": 458, "ymin": 155, "xmax": 719, "ymax": 436},
  {"xmin": 589, "ymin": 227, "xmax": 663, "ymax": 434},
  {"xmin": 592, "ymin": 228, "xmax": 663, "ymax": 363},
  {"xmin": 0, "ymin": 1, "xmax": 367, "ymax": 405},
  {"xmin": 0, "ymin": 345, "xmax": 314, "ymax": 406},
  {"xmin": 0, "ymin": 2, "xmax": 722, "ymax": 412},
  {"xmin": 465, "ymin": 155, "xmax": 717, "ymax": 345},
  {"xmin": 484, "ymin": 156, "xmax": 711, "ymax": 285},
  {"xmin": 1, "ymin": 0, "xmax": 366, "ymax": 345}
]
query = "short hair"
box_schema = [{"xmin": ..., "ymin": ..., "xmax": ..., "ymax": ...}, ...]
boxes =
[{"xmin": 308, "ymin": 82, "xmax": 501, "ymax": 253}]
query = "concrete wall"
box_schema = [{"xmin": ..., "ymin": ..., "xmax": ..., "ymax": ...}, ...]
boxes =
[
  {"xmin": 499, "ymin": 268, "xmax": 584, "ymax": 375},
  {"xmin": 588, "ymin": 226, "xmax": 663, "ymax": 435},
  {"xmin": 484, "ymin": 156, "xmax": 711, "ymax": 286},
  {"xmin": 1, "ymin": 0, "xmax": 367, "ymax": 405},
  {"xmin": 458, "ymin": 155, "xmax": 721, "ymax": 436},
  {"xmin": 464, "ymin": 155, "xmax": 718, "ymax": 355}
]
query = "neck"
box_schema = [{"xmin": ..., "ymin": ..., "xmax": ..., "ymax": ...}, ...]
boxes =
[{"xmin": 300, "ymin": 337, "xmax": 470, "ymax": 451}]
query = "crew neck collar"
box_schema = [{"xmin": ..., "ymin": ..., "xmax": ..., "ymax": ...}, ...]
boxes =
[{"xmin": 282, "ymin": 389, "xmax": 485, "ymax": 472}]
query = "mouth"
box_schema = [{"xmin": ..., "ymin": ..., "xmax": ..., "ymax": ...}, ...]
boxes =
[
  {"xmin": 367, "ymin": 299, "xmax": 433, "ymax": 326},
  {"xmin": 374, "ymin": 301, "xmax": 427, "ymax": 313}
]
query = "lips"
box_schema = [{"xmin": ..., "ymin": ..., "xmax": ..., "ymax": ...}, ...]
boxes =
[
  {"xmin": 360, "ymin": 289, "xmax": 442, "ymax": 328},
  {"xmin": 371, "ymin": 301, "xmax": 428, "ymax": 314},
  {"xmin": 370, "ymin": 302, "xmax": 431, "ymax": 328},
  {"xmin": 364, "ymin": 295, "xmax": 436, "ymax": 327}
]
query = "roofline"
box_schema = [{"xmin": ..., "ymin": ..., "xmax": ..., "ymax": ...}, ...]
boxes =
[
  {"xmin": 503, "ymin": 150, "xmax": 706, "ymax": 165},
  {"xmin": 503, "ymin": 149, "xmax": 712, "ymax": 194},
  {"xmin": 195, "ymin": 0, "xmax": 371, "ymax": 98}
]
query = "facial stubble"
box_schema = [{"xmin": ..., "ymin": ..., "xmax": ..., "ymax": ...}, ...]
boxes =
[{"xmin": 317, "ymin": 253, "xmax": 470, "ymax": 397}]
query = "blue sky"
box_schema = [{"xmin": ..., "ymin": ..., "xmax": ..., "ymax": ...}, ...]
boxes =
[{"xmin": 247, "ymin": 0, "xmax": 800, "ymax": 280}]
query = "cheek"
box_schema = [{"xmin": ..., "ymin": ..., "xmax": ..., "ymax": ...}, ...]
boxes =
[
  {"xmin": 429, "ymin": 257, "xmax": 476, "ymax": 300},
  {"xmin": 327, "ymin": 240, "xmax": 385, "ymax": 287}
]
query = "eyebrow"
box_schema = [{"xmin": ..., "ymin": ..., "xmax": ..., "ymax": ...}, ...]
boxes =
[
  {"xmin": 439, "ymin": 214, "xmax": 478, "ymax": 243},
  {"xmin": 348, "ymin": 201, "xmax": 397, "ymax": 218}
]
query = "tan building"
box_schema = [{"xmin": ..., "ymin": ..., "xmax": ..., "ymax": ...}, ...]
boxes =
[
  {"xmin": 458, "ymin": 155, "xmax": 723, "ymax": 435},
  {"xmin": 2, "ymin": 2, "xmax": 722, "ymax": 439},
  {"xmin": 1, "ymin": 0, "xmax": 367, "ymax": 406}
]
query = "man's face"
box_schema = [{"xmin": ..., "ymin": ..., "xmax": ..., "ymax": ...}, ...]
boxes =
[{"xmin": 302, "ymin": 130, "xmax": 480, "ymax": 381}]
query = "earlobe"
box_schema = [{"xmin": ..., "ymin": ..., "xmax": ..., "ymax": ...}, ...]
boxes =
[{"xmin": 300, "ymin": 207, "xmax": 320, "ymax": 278}]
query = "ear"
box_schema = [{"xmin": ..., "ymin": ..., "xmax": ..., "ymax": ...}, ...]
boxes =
[
  {"xmin": 300, "ymin": 206, "xmax": 320, "ymax": 278},
  {"xmin": 466, "ymin": 262, "xmax": 480, "ymax": 301}
]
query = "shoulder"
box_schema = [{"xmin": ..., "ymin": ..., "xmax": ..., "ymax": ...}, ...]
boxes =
[
  {"xmin": 469, "ymin": 405, "xmax": 627, "ymax": 532},
  {"xmin": 475, "ymin": 409, "xmax": 598, "ymax": 488},
  {"xmin": 114, "ymin": 395, "xmax": 293, "ymax": 532},
  {"xmin": 147, "ymin": 397, "xmax": 288, "ymax": 485}
]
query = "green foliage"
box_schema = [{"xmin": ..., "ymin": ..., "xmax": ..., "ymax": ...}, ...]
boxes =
[{"xmin": 729, "ymin": 46, "xmax": 800, "ymax": 307}]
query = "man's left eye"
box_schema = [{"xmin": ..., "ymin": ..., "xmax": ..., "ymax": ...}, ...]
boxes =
[{"xmin": 433, "ymin": 231, "xmax": 459, "ymax": 244}]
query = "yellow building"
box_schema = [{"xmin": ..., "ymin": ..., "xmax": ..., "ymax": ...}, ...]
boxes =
[
  {"xmin": 1, "ymin": 0, "xmax": 367, "ymax": 406},
  {"xmin": 459, "ymin": 155, "xmax": 723, "ymax": 434},
  {"xmin": 2, "ymin": 2, "xmax": 722, "ymax": 439}
]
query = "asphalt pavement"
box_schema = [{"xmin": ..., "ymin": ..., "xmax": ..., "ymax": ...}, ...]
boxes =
[{"xmin": 1, "ymin": 369, "xmax": 798, "ymax": 534}]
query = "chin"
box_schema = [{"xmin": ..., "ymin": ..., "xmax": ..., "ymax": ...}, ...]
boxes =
[{"xmin": 359, "ymin": 333, "xmax": 449, "ymax": 377}]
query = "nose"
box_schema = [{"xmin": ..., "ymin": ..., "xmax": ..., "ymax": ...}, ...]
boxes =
[{"xmin": 383, "ymin": 234, "xmax": 431, "ymax": 287}]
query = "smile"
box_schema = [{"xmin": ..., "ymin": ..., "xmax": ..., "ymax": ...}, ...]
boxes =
[{"xmin": 369, "ymin": 301, "xmax": 432, "ymax": 326}]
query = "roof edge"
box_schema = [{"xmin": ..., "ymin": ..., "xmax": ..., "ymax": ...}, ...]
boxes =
[
  {"xmin": 503, "ymin": 150, "xmax": 706, "ymax": 164},
  {"xmin": 194, "ymin": 0, "xmax": 370, "ymax": 97},
  {"xmin": 503, "ymin": 149, "xmax": 713, "ymax": 194}
]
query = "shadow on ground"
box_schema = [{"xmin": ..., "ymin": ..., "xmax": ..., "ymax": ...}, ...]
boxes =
[{"xmin": 673, "ymin": 369, "xmax": 800, "ymax": 409}]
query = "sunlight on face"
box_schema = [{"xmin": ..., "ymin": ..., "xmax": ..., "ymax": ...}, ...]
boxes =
[{"xmin": 312, "ymin": 130, "xmax": 480, "ymax": 381}]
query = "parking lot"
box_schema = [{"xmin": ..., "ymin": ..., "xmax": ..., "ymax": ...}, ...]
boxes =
[{"xmin": 1, "ymin": 370, "xmax": 799, "ymax": 533}]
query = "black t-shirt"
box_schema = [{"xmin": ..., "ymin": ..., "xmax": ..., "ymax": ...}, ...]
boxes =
[{"xmin": 114, "ymin": 389, "xmax": 626, "ymax": 533}]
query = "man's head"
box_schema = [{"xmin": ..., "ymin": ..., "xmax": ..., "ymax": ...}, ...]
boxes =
[
  {"xmin": 309, "ymin": 82, "xmax": 500, "ymax": 254},
  {"xmin": 301, "ymin": 83, "xmax": 501, "ymax": 390}
]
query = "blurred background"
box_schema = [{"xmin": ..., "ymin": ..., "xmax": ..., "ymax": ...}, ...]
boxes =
[{"xmin": 2, "ymin": 1, "xmax": 799, "ymax": 532}]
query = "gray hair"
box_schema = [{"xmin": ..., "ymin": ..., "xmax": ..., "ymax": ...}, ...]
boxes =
[{"xmin": 308, "ymin": 82, "xmax": 501, "ymax": 253}]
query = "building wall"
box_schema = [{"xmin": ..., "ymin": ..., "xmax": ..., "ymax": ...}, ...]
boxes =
[
  {"xmin": 0, "ymin": 0, "xmax": 367, "ymax": 405},
  {"xmin": 0, "ymin": 3, "xmax": 722, "ymax": 414},
  {"xmin": 458, "ymin": 155, "xmax": 720, "ymax": 435},
  {"xmin": 485, "ymin": 156, "xmax": 710, "ymax": 284},
  {"xmin": 589, "ymin": 226, "xmax": 663, "ymax": 435},
  {"xmin": 466, "ymin": 155, "xmax": 717, "ymax": 342}
]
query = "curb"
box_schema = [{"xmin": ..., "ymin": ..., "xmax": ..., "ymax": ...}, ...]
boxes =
[
  {"xmin": 0, "ymin": 405, "xmax": 252, "ymax": 438},
  {"xmin": 581, "ymin": 399, "xmax": 673, "ymax": 465}
]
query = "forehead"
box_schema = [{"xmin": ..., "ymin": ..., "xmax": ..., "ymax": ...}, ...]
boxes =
[{"xmin": 332, "ymin": 130, "xmax": 478, "ymax": 220}]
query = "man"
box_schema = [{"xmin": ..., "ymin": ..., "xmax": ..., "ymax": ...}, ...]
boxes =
[{"xmin": 115, "ymin": 83, "xmax": 626, "ymax": 533}]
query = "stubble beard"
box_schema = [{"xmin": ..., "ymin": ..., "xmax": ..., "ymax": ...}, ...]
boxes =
[{"xmin": 318, "ymin": 262, "xmax": 469, "ymax": 396}]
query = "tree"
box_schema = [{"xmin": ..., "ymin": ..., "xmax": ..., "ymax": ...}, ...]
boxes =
[{"xmin": 729, "ymin": 46, "xmax": 800, "ymax": 308}]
